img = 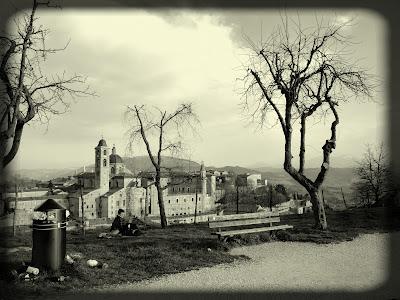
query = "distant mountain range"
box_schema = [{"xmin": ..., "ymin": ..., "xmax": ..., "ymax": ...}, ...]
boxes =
[
  {"xmin": 245, "ymin": 154, "xmax": 358, "ymax": 170},
  {"xmin": 13, "ymin": 156, "xmax": 201, "ymax": 181},
  {"xmin": 12, "ymin": 156, "xmax": 356, "ymax": 191},
  {"xmin": 9, "ymin": 155, "xmax": 358, "ymax": 209}
]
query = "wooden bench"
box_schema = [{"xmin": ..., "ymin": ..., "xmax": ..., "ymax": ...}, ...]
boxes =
[{"xmin": 208, "ymin": 211, "xmax": 293, "ymax": 239}]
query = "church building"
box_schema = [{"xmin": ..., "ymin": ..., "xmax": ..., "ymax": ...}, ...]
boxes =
[{"xmin": 68, "ymin": 139, "xmax": 218, "ymax": 224}]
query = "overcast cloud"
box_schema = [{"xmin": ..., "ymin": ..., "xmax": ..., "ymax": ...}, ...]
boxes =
[{"xmin": 7, "ymin": 8, "xmax": 387, "ymax": 170}]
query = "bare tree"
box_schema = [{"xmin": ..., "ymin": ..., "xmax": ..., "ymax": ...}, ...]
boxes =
[
  {"xmin": 353, "ymin": 144, "xmax": 389, "ymax": 207},
  {"xmin": 241, "ymin": 16, "xmax": 374, "ymax": 229},
  {"xmin": 125, "ymin": 103, "xmax": 199, "ymax": 228},
  {"xmin": 0, "ymin": 0, "xmax": 94, "ymax": 171}
]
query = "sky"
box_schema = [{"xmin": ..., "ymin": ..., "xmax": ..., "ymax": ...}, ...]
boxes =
[{"xmin": 6, "ymin": 7, "xmax": 388, "ymax": 170}]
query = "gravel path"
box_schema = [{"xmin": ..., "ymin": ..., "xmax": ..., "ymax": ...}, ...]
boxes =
[{"xmin": 95, "ymin": 232, "xmax": 390, "ymax": 293}]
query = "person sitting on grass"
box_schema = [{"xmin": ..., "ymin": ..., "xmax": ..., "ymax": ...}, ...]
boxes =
[
  {"xmin": 109, "ymin": 209, "xmax": 143, "ymax": 237},
  {"xmin": 110, "ymin": 209, "xmax": 126, "ymax": 236}
]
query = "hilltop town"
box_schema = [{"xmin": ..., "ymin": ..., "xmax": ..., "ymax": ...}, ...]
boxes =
[{"xmin": 1, "ymin": 138, "xmax": 326, "ymax": 228}]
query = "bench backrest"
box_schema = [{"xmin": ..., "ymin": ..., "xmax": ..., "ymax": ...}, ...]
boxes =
[{"xmin": 208, "ymin": 211, "xmax": 280, "ymax": 230}]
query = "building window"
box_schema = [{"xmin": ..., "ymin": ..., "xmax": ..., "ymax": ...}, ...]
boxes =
[
  {"xmin": 192, "ymin": 198, "xmax": 194, "ymax": 202},
  {"xmin": 103, "ymin": 149, "xmax": 107, "ymax": 155},
  {"xmin": 86, "ymin": 205, "xmax": 89, "ymax": 209},
  {"xmin": 172, "ymin": 187, "xmax": 175, "ymax": 192},
  {"xmin": 123, "ymin": 200, "xmax": 125, "ymax": 206},
  {"xmin": 184, "ymin": 199, "xmax": 186, "ymax": 202},
  {"xmin": 92, "ymin": 213, "xmax": 94, "ymax": 216},
  {"xmin": 103, "ymin": 159, "xmax": 107, "ymax": 166},
  {"xmin": 111, "ymin": 167, "xmax": 115, "ymax": 174},
  {"xmin": 117, "ymin": 201, "xmax": 120, "ymax": 206},
  {"xmin": 168, "ymin": 200, "xmax": 170, "ymax": 204},
  {"xmin": 91, "ymin": 204, "xmax": 93, "ymax": 208},
  {"xmin": 176, "ymin": 199, "xmax": 178, "ymax": 203},
  {"xmin": 187, "ymin": 187, "xmax": 190, "ymax": 192}
]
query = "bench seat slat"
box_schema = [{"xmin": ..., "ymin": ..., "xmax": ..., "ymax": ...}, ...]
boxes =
[
  {"xmin": 209, "ymin": 211, "xmax": 279, "ymax": 222},
  {"xmin": 214, "ymin": 224, "xmax": 293, "ymax": 237},
  {"xmin": 209, "ymin": 217, "xmax": 281, "ymax": 229}
]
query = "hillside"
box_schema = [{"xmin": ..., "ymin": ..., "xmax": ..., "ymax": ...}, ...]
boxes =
[
  {"xmin": 10, "ymin": 158, "xmax": 358, "ymax": 209},
  {"xmin": 206, "ymin": 165, "xmax": 259, "ymax": 175},
  {"xmin": 12, "ymin": 156, "xmax": 201, "ymax": 181},
  {"xmin": 123, "ymin": 156, "xmax": 201, "ymax": 174},
  {"xmin": 258, "ymin": 167, "xmax": 356, "ymax": 188}
]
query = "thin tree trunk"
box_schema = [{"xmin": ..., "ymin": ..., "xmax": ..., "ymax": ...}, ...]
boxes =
[
  {"xmin": 309, "ymin": 189, "xmax": 327, "ymax": 230},
  {"xmin": 236, "ymin": 185, "xmax": 239, "ymax": 214},
  {"xmin": 145, "ymin": 186, "xmax": 149, "ymax": 216},
  {"xmin": 340, "ymin": 187, "xmax": 347, "ymax": 208},
  {"xmin": 156, "ymin": 181, "xmax": 167, "ymax": 228},
  {"xmin": 321, "ymin": 189, "xmax": 326, "ymax": 207},
  {"xmin": 194, "ymin": 188, "xmax": 198, "ymax": 224},
  {"xmin": 13, "ymin": 183, "xmax": 18, "ymax": 237},
  {"xmin": 80, "ymin": 185, "xmax": 85, "ymax": 236},
  {"xmin": 269, "ymin": 186, "xmax": 273, "ymax": 210}
]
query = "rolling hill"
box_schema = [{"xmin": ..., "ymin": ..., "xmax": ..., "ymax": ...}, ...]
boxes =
[{"xmin": 11, "ymin": 156, "xmax": 358, "ymax": 209}]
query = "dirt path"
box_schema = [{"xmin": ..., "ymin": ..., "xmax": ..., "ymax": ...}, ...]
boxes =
[{"xmin": 94, "ymin": 232, "xmax": 390, "ymax": 293}]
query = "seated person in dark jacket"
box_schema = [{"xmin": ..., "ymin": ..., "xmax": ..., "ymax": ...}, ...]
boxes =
[
  {"xmin": 110, "ymin": 209, "xmax": 126, "ymax": 236},
  {"xmin": 110, "ymin": 209, "xmax": 142, "ymax": 236}
]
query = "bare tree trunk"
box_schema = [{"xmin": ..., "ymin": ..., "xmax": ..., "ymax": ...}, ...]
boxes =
[
  {"xmin": 3, "ymin": 120, "xmax": 24, "ymax": 168},
  {"xmin": 145, "ymin": 186, "xmax": 149, "ymax": 216},
  {"xmin": 340, "ymin": 187, "xmax": 347, "ymax": 208},
  {"xmin": 80, "ymin": 186, "xmax": 85, "ymax": 236},
  {"xmin": 309, "ymin": 189, "xmax": 327, "ymax": 230},
  {"xmin": 155, "ymin": 181, "xmax": 167, "ymax": 228},
  {"xmin": 13, "ymin": 183, "xmax": 18, "ymax": 237},
  {"xmin": 236, "ymin": 185, "xmax": 239, "ymax": 214},
  {"xmin": 194, "ymin": 188, "xmax": 198, "ymax": 224}
]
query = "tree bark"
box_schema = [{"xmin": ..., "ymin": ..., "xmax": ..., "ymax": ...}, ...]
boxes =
[
  {"xmin": 155, "ymin": 180, "xmax": 167, "ymax": 228},
  {"xmin": 309, "ymin": 189, "xmax": 327, "ymax": 230},
  {"xmin": 3, "ymin": 119, "xmax": 24, "ymax": 167}
]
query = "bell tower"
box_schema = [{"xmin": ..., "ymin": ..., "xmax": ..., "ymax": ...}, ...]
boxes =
[{"xmin": 95, "ymin": 138, "xmax": 110, "ymax": 192}]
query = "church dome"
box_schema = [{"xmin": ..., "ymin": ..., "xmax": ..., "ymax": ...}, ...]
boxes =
[
  {"xmin": 97, "ymin": 139, "xmax": 107, "ymax": 147},
  {"xmin": 110, "ymin": 153, "xmax": 123, "ymax": 163}
]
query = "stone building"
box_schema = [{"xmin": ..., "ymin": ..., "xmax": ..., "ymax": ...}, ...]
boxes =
[
  {"xmin": 140, "ymin": 163, "xmax": 218, "ymax": 223},
  {"xmin": 69, "ymin": 139, "xmax": 219, "ymax": 224},
  {"xmin": 0, "ymin": 139, "xmax": 220, "ymax": 226},
  {"xmin": 236, "ymin": 173, "xmax": 263, "ymax": 191}
]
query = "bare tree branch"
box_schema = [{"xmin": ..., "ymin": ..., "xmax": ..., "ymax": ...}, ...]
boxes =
[{"xmin": 240, "ymin": 13, "xmax": 374, "ymax": 229}]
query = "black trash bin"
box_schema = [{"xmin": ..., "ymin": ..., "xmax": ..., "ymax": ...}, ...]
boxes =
[{"xmin": 32, "ymin": 199, "xmax": 67, "ymax": 271}]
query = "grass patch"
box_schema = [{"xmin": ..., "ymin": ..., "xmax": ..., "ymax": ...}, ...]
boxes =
[
  {"xmin": 276, "ymin": 206, "xmax": 400, "ymax": 244},
  {"xmin": 0, "ymin": 207, "xmax": 398, "ymax": 298},
  {"xmin": 0, "ymin": 223, "xmax": 241, "ymax": 299}
]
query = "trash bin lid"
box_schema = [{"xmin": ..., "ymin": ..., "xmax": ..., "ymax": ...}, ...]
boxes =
[{"xmin": 35, "ymin": 199, "xmax": 66, "ymax": 211}]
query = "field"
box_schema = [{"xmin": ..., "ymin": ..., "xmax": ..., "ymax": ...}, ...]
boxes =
[{"xmin": 0, "ymin": 207, "xmax": 399, "ymax": 299}]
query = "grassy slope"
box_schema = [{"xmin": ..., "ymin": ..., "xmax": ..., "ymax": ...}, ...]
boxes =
[
  {"xmin": 0, "ymin": 224, "xmax": 244, "ymax": 299},
  {"xmin": 0, "ymin": 207, "xmax": 398, "ymax": 299}
]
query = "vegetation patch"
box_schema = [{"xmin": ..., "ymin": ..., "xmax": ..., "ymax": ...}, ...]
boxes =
[{"xmin": 0, "ymin": 207, "xmax": 398, "ymax": 298}]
